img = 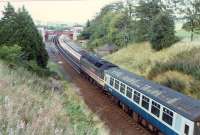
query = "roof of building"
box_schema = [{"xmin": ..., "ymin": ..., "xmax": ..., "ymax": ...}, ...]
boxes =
[{"xmin": 105, "ymin": 67, "xmax": 200, "ymax": 121}]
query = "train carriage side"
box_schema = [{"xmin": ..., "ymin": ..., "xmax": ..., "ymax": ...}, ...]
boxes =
[
  {"xmin": 104, "ymin": 67, "xmax": 200, "ymax": 135},
  {"xmin": 56, "ymin": 35, "xmax": 84, "ymax": 72}
]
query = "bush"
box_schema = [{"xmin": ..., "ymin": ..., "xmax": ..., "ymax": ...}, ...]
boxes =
[
  {"xmin": 150, "ymin": 12, "xmax": 177, "ymax": 51},
  {"xmin": 0, "ymin": 45, "xmax": 51, "ymax": 77},
  {"xmin": 149, "ymin": 48, "xmax": 200, "ymax": 80},
  {"xmin": 0, "ymin": 44, "xmax": 21, "ymax": 61}
]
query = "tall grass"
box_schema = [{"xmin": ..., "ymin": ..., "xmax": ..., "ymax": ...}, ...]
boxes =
[
  {"xmin": 148, "ymin": 48, "xmax": 200, "ymax": 99},
  {"xmin": 105, "ymin": 41, "xmax": 200, "ymax": 77},
  {"xmin": 105, "ymin": 39, "xmax": 200, "ymax": 99},
  {"xmin": 0, "ymin": 61, "xmax": 108, "ymax": 135},
  {"xmin": 152, "ymin": 71, "xmax": 200, "ymax": 99},
  {"xmin": 148, "ymin": 48, "xmax": 200, "ymax": 79}
]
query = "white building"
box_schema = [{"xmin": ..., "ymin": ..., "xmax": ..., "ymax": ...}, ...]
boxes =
[{"xmin": 71, "ymin": 25, "xmax": 84, "ymax": 40}]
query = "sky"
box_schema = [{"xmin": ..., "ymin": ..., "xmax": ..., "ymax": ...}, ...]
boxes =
[{"xmin": 0, "ymin": 0, "xmax": 121, "ymax": 25}]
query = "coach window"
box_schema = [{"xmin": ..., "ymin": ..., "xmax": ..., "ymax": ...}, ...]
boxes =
[
  {"xmin": 184, "ymin": 124, "xmax": 189, "ymax": 135},
  {"xmin": 142, "ymin": 96, "xmax": 150, "ymax": 110},
  {"xmin": 120, "ymin": 83, "xmax": 126, "ymax": 94},
  {"xmin": 162, "ymin": 107, "xmax": 173, "ymax": 126},
  {"xmin": 115, "ymin": 80, "xmax": 119, "ymax": 90},
  {"xmin": 126, "ymin": 86, "xmax": 132, "ymax": 99},
  {"xmin": 110, "ymin": 77, "xmax": 114, "ymax": 87},
  {"xmin": 133, "ymin": 91, "xmax": 140, "ymax": 104},
  {"xmin": 151, "ymin": 101, "xmax": 160, "ymax": 117}
]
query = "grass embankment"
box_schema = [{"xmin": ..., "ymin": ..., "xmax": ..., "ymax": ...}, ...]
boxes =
[
  {"xmin": 105, "ymin": 31, "xmax": 200, "ymax": 99},
  {"xmin": 0, "ymin": 61, "xmax": 108, "ymax": 135}
]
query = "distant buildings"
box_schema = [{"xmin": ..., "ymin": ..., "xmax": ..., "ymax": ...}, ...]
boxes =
[
  {"xmin": 37, "ymin": 24, "xmax": 84, "ymax": 42},
  {"xmin": 71, "ymin": 25, "xmax": 84, "ymax": 40}
]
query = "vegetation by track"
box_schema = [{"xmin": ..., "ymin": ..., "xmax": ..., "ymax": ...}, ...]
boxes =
[
  {"xmin": 105, "ymin": 32, "xmax": 200, "ymax": 99},
  {"xmin": 0, "ymin": 61, "xmax": 108, "ymax": 135}
]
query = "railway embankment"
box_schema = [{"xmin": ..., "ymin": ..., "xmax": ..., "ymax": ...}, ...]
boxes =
[
  {"xmin": 0, "ymin": 60, "xmax": 109, "ymax": 135},
  {"xmin": 105, "ymin": 39, "xmax": 200, "ymax": 99}
]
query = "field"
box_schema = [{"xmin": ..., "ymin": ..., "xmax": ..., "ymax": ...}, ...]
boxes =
[
  {"xmin": 0, "ymin": 61, "xmax": 108, "ymax": 135},
  {"xmin": 105, "ymin": 30, "xmax": 200, "ymax": 99}
]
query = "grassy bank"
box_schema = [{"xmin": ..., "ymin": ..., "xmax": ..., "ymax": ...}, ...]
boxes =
[
  {"xmin": 0, "ymin": 61, "xmax": 108, "ymax": 135},
  {"xmin": 105, "ymin": 32, "xmax": 200, "ymax": 99}
]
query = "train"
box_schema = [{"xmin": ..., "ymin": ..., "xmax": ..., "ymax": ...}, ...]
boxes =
[{"xmin": 53, "ymin": 35, "xmax": 200, "ymax": 135}]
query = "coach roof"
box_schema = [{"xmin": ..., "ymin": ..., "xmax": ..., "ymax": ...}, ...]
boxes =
[{"xmin": 105, "ymin": 67, "xmax": 200, "ymax": 121}]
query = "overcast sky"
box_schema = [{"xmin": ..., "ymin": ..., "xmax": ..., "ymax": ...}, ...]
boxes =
[{"xmin": 0, "ymin": 0, "xmax": 121, "ymax": 25}]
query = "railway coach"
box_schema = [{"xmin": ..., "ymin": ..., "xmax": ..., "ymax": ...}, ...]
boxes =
[
  {"xmin": 55, "ymin": 35, "xmax": 85, "ymax": 72},
  {"xmin": 104, "ymin": 67, "xmax": 200, "ymax": 135}
]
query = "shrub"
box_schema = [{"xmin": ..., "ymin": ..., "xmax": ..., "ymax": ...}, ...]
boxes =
[
  {"xmin": 0, "ymin": 44, "xmax": 21, "ymax": 62},
  {"xmin": 149, "ymin": 48, "xmax": 200, "ymax": 80},
  {"xmin": 150, "ymin": 12, "xmax": 177, "ymax": 51}
]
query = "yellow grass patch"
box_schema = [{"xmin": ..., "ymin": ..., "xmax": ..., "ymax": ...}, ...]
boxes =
[{"xmin": 105, "ymin": 41, "xmax": 200, "ymax": 77}]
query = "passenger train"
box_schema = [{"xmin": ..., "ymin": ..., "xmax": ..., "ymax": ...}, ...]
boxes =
[{"xmin": 53, "ymin": 35, "xmax": 200, "ymax": 135}]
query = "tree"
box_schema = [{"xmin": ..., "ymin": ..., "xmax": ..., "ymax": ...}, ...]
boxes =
[
  {"xmin": 108, "ymin": 12, "xmax": 131, "ymax": 47},
  {"xmin": 1, "ymin": 2, "xmax": 16, "ymax": 21},
  {"xmin": 150, "ymin": 12, "xmax": 177, "ymax": 50},
  {"xmin": 170, "ymin": 0, "xmax": 200, "ymax": 41},
  {"xmin": 0, "ymin": 2, "xmax": 17, "ymax": 45},
  {"xmin": 183, "ymin": 0, "xmax": 200, "ymax": 41},
  {"xmin": 0, "ymin": 4, "xmax": 48, "ymax": 68},
  {"xmin": 134, "ymin": 0, "xmax": 164, "ymax": 41},
  {"xmin": 15, "ymin": 7, "xmax": 48, "ymax": 68},
  {"xmin": 80, "ymin": 2, "xmax": 135, "ymax": 48},
  {"xmin": 86, "ymin": 20, "xmax": 90, "ymax": 28}
]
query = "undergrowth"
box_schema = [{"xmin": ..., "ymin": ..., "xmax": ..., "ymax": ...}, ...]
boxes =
[
  {"xmin": 105, "ymin": 39, "xmax": 200, "ymax": 99},
  {"xmin": 0, "ymin": 45, "xmax": 54, "ymax": 77},
  {"xmin": 0, "ymin": 61, "xmax": 108, "ymax": 135}
]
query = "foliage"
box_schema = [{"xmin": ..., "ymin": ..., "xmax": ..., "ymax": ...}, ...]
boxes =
[
  {"xmin": 0, "ymin": 3, "xmax": 48, "ymax": 68},
  {"xmin": 133, "ymin": 0, "xmax": 164, "ymax": 42},
  {"xmin": 174, "ymin": 0, "xmax": 200, "ymax": 41},
  {"xmin": 80, "ymin": 2, "xmax": 134, "ymax": 49},
  {"xmin": 153, "ymin": 71, "xmax": 200, "ymax": 99},
  {"xmin": 105, "ymin": 40, "xmax": 200, "ymax": 99},
  {"xmin": 107, "ymin": 12, "xmax": 132, "ymax": 47},
  {"xmin": 0, "ymin": 2, "xmax": 17, "ymax": 46},
  {"xmin": 0, "ymin": 61, "xmax": 108, "ymax": 135},
  {"xmin": 150, "ymin": 12, "xmax": 177, "ymax": 50},
  {"xmin": 80, "ymin": 0, "xmax": 177, "ymax": 50},
  {"xmin": 148, "ymin": 48, "xmax": 200, "ymax": 80},
  {"xmin": 0, "ymin": 45, "xmax": 21, "ymax": 61},
  {"xmin": 147, "ymin": 47, "xmax": 200, "ymax": 98}
]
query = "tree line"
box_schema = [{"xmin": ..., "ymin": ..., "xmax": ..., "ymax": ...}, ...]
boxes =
[
  {"xmin": 79, "ymin": 0, "xmax": 200, "ymax": 51},
  {"xmin": 0, "ymin": 3, "xmax": 48, "ymax": 68}
]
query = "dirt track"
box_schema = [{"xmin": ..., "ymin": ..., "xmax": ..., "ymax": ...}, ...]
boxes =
[{"xmin": 47, "ymin": 41, "xmax": 152, "ymax": 135}]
